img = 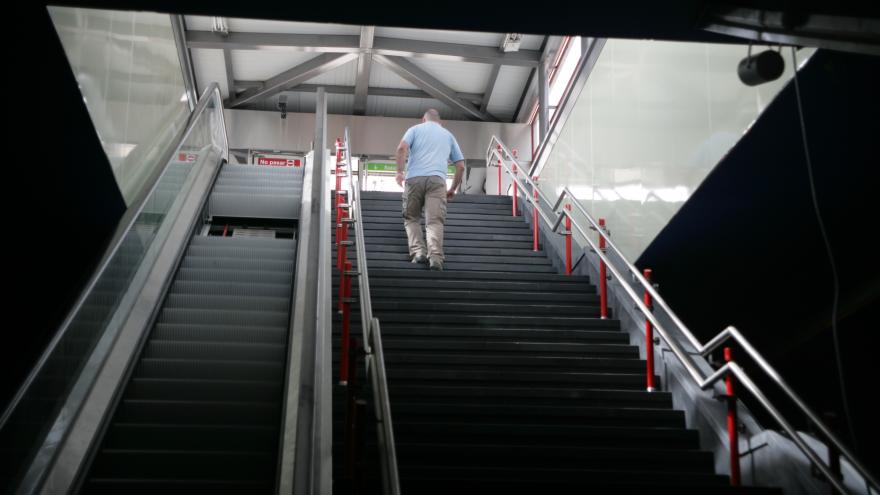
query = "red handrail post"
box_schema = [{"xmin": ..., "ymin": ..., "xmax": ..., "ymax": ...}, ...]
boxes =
[
  {"xmin": 336, "ymin": 201, "xmax": 348, "ymax": 272},
  {"xmin": 335, "ymin": 137, "xmax": 343, "ymax": 192},
  {"xmin": 496, "ymin": 144, "xmax": 503, "ymax": 196},
  {"xmin": 644, "ymin": 268, "xmax": 655, "ymax": 392},
  {"xmin": 599, "ymin": 218, "xmax": 608, "ymax": 319},
  {"xmin": 340, "ymin": 210, "xmax": 349, "ymax": 271},
  {"xmin": 725, "ymin": 347, "xmax": 742, "ymax": 487},
  {"xmin": 564, "ymin": 204, "xmax": 572, "ymax": 276},
  {"xmin": 511, "ymin": 163, "xmax": 518, "ymax": 216},
  {"xmin": 335, "ymin": 214, "xmax": 341, "ymax": 271},
  {"xmin": 338, "ymin": 246, "xmax": 346, "ymax": 314},
  {"xmin": 339, "ymin": 261, "xmax": 353, "ymax": 384},
  {"xmin": 532, "ymin": 177, "xmax": 539, "ymax": 252},
  {"xmin": 511, "ymin": 149, "xmax": 519, "ymax": 216}
]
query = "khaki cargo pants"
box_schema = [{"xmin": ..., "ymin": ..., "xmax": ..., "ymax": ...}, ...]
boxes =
[{"xmin": 402, "ymin": 176, "xmax": 447, "ymax": 262}]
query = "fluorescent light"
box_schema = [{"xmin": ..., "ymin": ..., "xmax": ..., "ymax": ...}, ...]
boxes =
[
  {"xmin": 501, "ymin": 33, "xmax": 523, "ymax": 53},
  {"xmin": 212, "ymin": 17, "xmax": 229, "ymax": 36}
]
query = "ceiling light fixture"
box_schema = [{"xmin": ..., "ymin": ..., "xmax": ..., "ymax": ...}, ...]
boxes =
[
  {"xmin": 212, "ymin": 17, "xmax": 229, "ymax": 36},
  {"xmin": 500, "ymin": 33, "xmax": 523, "ymax": 52}
]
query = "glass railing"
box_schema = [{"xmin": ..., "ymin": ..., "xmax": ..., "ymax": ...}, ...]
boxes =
[
  {"xmin": 47, "ymin": 6, "xmax": 193, "ymax": 206},
  {"xmin": 533, "ymin": 39, "xmax": 816, "ymax": 261},
  {"xmin": 0, "ymin": 84, "xmax": 228, "ymax": 494}
]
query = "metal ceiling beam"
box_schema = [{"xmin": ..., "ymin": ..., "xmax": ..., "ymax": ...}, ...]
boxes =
[
  {"xmin": 372, "ymin": 55, "xmax": 497, "ymax": 122},
  {"xmin": 537, "ymin": 61, "xmax": 549, "ymax": 143},
  {"xmin": 185, "ymin": 30, "xmax": 541, "ymax": 66},
  {"xmin": 353, "ymin": 26, "xmax": 375, "ymax": 115},
  {"xmin": 371, "ymin": 37, "xmax": 539, "ymax": 66},
  {"xmin": 222, "ymin": 49, "xmax": 236, "ymax": 98},
  {"xmin": 171, "ymin": 15, "xmax": 198, "ymax": 109},
  {"xmin": 235, "ymin": 81, "xmax": 483, "ymax": 102},
  {"xmin": 480, "ymin": 64, "xmax": 501, "ymax": 115},
  {"xmin": 186, "ymin": 30, "xmax": 360, "ymax": 52},
  {"xmin": 225, "ymin": 53, "xmax": 358, "ymax": 108}
]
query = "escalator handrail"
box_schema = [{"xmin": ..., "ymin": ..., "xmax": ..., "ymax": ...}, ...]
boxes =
[
  {"xmin": 340, "ymin": 127, "xmax": 401, "ymax": 495},
  {"xmin": 487, "ymin": 135, "xmax": 877, "ymax": 494},
  {"xmin": 0, "ymin": 82, "xmax": 227, "ymax": 429}
]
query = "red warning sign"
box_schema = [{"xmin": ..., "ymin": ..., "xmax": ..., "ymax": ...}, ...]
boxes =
[{"xmin": 257, "ymin": 157, "xmax": 301, "ymax": 167}]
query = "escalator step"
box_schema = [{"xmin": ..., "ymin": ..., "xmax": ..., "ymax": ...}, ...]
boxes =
[
  {"xmin": 135, "ymin": 358, "xmax": 283, "ymax": 381},
  {"xmin": 89, "ymin": 450, "xmax": 276, "ymax": 480},
  {"xmin": 162, "ymin": 294, "xmax": 290, "ymax": 313},
  {"xmin": 127, "ymin": 378, "xmax": 282, "ymax": 402},
  {"xmin": 181, "ymin": 256, "xmax": 294, "ymax": 272},
  {"xmin": 152, "ymin": 324, "xmax": 287, "ymax": 344},
  {"xmin": 158, "ymin": 308, "xmax": 288, "ymax": 327},
  {"xmin": 143, "ymin": 340, "xmax": 286, "ymax": 362},
  {"xmin": 169, "ymin": 281, "xmax": 291, "ymax": 299},
  {"xmin": 114, "ymin": 399, "xmax": 278, "ymax": 425},
  {"xmin": 176, "ymin": 268, "xmax": 293, "ymax": 285}
]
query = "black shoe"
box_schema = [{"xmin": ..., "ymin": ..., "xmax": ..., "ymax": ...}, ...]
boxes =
[
  {"xmin": 429, "ymin": 259, "xmax": 443, "ymax": 271},
  {"xmin": 411, "ymin": 254, "xmax": 428, "ymax": 264}
]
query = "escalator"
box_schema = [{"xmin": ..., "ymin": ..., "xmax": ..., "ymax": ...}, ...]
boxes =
[
  {"xmin": 82, "ymin": 164, "xmax": 302, "ymax": 494},
  {"xmin": 0, "ymin": 83, "xmax": 332, "ymax": 495}
]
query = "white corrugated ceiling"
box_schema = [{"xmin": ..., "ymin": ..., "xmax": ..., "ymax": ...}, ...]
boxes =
[
  {"xmin": 369, "ymin": 63, "xmax": 420, "ymax": 90},
  {"xmin": 185, "ymin": 15, "xmax": 546, "ymax": 121},
  {"xmin": 232, "ymin": 51, "xmax": 319, "ymax": 83}
]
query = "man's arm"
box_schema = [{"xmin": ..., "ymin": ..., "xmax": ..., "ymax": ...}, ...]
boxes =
[
  {"xmin": 395, "ymin": 139, "xmax": 408, "ymax": 187},
  {"xmin": 447, "ymin": 160, "xmax": 465, "ymax": 200},
  {"xmin": 447, "ymin": 133, "xmax": 465, "ymax": 199}
]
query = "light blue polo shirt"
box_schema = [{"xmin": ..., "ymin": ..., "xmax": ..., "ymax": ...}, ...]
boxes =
[{"xmin": 402, "ymin": 121, "xmax": 464, "ymax": 180}]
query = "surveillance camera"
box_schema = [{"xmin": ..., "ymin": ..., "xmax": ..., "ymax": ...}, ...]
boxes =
[
  {"xmin": 738, "ymin": 49, "xmax": 784, "ymax": 86},
  {"xmin": 278, "ymin": 101, "xmax": 287, "ymax": 119}
]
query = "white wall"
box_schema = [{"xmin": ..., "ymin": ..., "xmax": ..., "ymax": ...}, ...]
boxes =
[
  {"xmin": 224, "ymin": 109, "xmax": 532, "ymax": 161},
  {"xmin": 535, "ymin": 39, "xmax": 816, "ymax": 262},
  {"xmin": 49, "ymin": 7, "xmax": 191, "ymax": 205}
]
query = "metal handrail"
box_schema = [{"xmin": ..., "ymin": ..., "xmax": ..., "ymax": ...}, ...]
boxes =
[
  {"xmin": 339, "ymin": 127, "xmax": 401, "ymax": 495},
  {"xmin": 0, "ymin": 83, "xmax": 226, "ymax": 430},
  {"xmin": 486, "ymin": 135, "xmax": 877, "ymax": 495}
]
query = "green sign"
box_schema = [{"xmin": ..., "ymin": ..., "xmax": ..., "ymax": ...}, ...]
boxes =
[
  {"xmin": 366, "ymin": 162, "xmax": 457, "ymax": 175},
  {"xmin": 365, "ymin": 162, "xmax": 398, "ymax": 172}
]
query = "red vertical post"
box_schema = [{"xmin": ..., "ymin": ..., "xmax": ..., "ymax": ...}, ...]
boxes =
[
  {"xmin": 725, "ymin": 347, "xmax": 741, "ymax": 487},
  {"xmin": 340, "ymin": 214, "xmax": 349, "ymax": 272},
  {"xmin": 335, "ymin": 137, "xmax": 343, "ymax": 192},
  {"xmin": 564, "ymin": 204, "xmax": 572, "ymax": 276},
  {"xmin": 532, "ymin": 178, "xmax": 539, "ymax": 252},
  {"xmin": 335, "ymin": 139, "xmax": 344, "ymax": 266},
  {"xmin": 339, "ymin": 261, "xmax": 353, "ymax": 383},
  {"xmin": 530, "ymin": 122, "xmax": 536, "ymax": 159},
  {"xmin": 496, "ymin": 144, "xmax": 502, "ymax": 196},
  {"xmin": 511, "ymin": 150, "xmax": 519, "ymax": 216},
  {"xmin": 336, "ymin": 204, "xmax": 344, "ymax": 271},
  {"xmin": 222, "ymin": 224, "xmax": 229, "ymax": 237},
  {"xmin": 338, "ymin": 247, "xmax": 346, "ymax": 313},
  {"xmin": 599, "ymin": 218, "xmax": 608, "ymax": 319},
  {"xmin": 644, "ymin": 268, "xmax": 655, "ymax": 392},
  {"xmin": 511, "ymin": 163, "xmax": 518, "ymax": 216},
  {"xmin": 335, "ymin": 218, "xmax": 341, "ymax": 271}
]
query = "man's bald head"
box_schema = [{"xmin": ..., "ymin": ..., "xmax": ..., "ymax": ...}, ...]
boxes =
[{"xmin": 423, "ymin": 109, "xmax": 441, "ymax": 123}]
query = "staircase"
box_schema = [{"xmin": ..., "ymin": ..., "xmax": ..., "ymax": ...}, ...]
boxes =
[{"xmin": 334, "ymin": 191, "xmax": 780, "ymax": 493}]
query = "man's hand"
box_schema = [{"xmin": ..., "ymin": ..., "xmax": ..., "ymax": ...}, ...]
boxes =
[
  {"xmin": 395, "ymin": 171, "xmax": 405, "ymax": 187},
  {"xmin": 446, "ymin": 189, "xmax": 456, "ymax": 201}
]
